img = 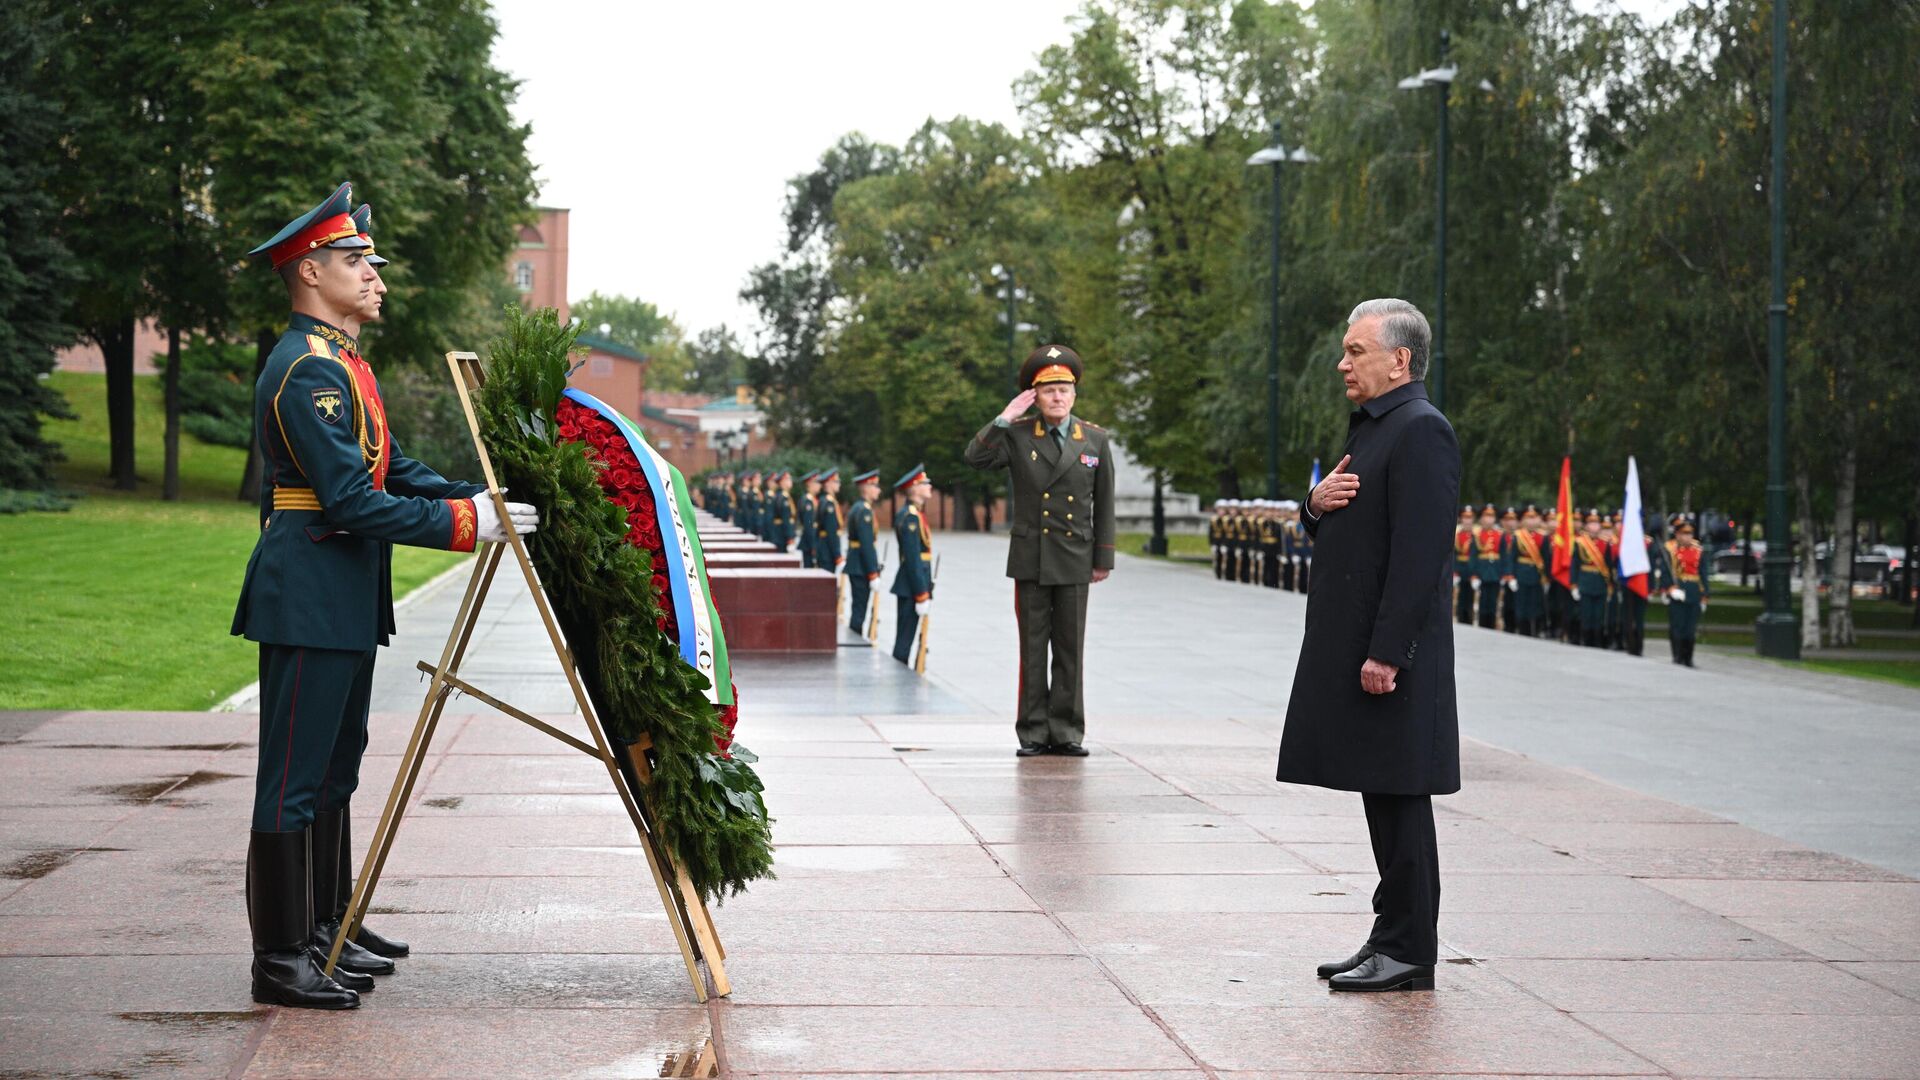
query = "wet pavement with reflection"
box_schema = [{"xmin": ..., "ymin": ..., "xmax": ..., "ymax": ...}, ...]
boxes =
[{"xmin": 2, "ymin": 532, "xmax": 1918, "ymax": 1076}]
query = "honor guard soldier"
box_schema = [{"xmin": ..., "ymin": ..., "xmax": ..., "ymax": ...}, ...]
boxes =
[
  {"xmin": 1621, "ymin": 513, "xmax": 1654, "ymax": 656},
  {"xmin": 1286, "ymin": 500, "xmax": 1309, "ymax": 591},
  {"xmin": 1471, "ymin": 504, "xmax": 1504, "ymax": 628},
  {"xmin": 769, "ymin": 470, "xmax": 797, "ymax": 552},
  {"xmin": 1453, "ymin": 505, "xmax": 1476, "ymax": 623},
  {"xmin": 1210, "ymin": 503, "xmax": 1228, "ymax": 579},
  {"xmin": 1572, "ymin": 509, "xmax": 1614, "ymax": 647},
  {"xmin": 1602, "ymin": 512, "xmax": 1625, "ymax": 649},
  {"xmin": 965, "ymin": 344, "xmax": 1117, "ymax": 757},
  {"xmin": 816, "ymin": 468, "xmax": 844, "ymax": 572},
  {"xmin": 1508, "ymin": 505, "xmax": 1549, "ymax": 636},
  {"xmin": 1542, "ymin": 506, "xmax": 1569, "ymax": 640},
  {"xmin": 1277, "ymin": 501, "xmax": 1297, "ymax": 590},
  {"xmin": 736, "ymin": 472, "xmax": 756, "ymax": 535},
  {"xmin": 797, "ymin": 471, "xmax": 820, "ymax": 567},
  {"xmin": 1259, "ymin": 501, "xmax": 1283, "ymax": 587},
  {"xmin": 889, "ymin": 465, "xmax": 936, "ymax": 665},
  {"xmin": 714, "ymin": 473, "xmax": 734, "ymax": 521},
  {"xmin": 845, "ymin": 470, "xmax": 883, "ymax": 632},
  {"xmin": 1497, "ymin": 506, "xmax": 1521, "ymax": 632},
  {"xmin": 232, "ymin": 183, "xmax": 537, "ymax": 1010},
  {"xmin": 1660, "ymin": 516, "xmax": 1709, "ymax": 666}
]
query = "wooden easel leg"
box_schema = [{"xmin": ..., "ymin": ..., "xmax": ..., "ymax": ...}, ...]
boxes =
[{"xmin": 327, "ymin": 544, "xmax": 503, "ymax": 975}]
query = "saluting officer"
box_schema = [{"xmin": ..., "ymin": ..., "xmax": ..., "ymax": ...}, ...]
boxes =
[
  {"xmin": 844, "ymin": 470, "xmax": 883, "ymax": 632},
  {"xmin": 232, "ymin": 184, "xmax": 536, "ymax": 1010},
  {"xmin": 964, "ymin": 344, "xmax": 1116, "ymax": 757},
  {"xmin": 889, "ymin": 466, "xmax": 936, "ymax": 665},
  {"xmin": 816, "ymin": 468, "xmax": 844, "ymax": 572}
]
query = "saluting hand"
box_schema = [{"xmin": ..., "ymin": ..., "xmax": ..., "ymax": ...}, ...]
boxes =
[
  {"xmin": 999, "ymin": 388, "xmax": 1037, "ymax": 422},
  {"xmin": 1310, "ymin": 454, "xmax": 1360, "ymax": 515}
]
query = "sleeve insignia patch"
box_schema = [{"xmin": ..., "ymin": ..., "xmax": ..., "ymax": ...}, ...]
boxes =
[{"xmin": 312, "ymin": 388, "xmax": 346, "ymax": 424}]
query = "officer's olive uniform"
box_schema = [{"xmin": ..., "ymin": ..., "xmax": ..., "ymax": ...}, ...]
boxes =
[
  {"xmin": 845, "ymin": 499, "xmax": 880, "ymax": 631},
  {"xmin": 769, "ymin": 488, "xmax": 795, "ymax": 552},
  {"xmin": 816, "ymin": 495, "xmax": 843, "ymax": 573},
  {"xmin": 964, "ymin": 412, "xmax": 1116, "ymax": 747},
  {"xmin": 232, "ymin": 314, "xmax": 482, "ymax": 834},
  {"xmin": 797, "ymin": 491, "xmax": 816, "ymax": 567}
]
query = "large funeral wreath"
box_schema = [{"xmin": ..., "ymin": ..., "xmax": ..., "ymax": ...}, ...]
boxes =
[{"xmin": 473, "ymin": 306, "xmax": 773, "ymax": 901}]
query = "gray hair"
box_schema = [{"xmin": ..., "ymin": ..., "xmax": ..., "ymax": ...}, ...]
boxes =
[{"xmin": 1347, "ymin": 298, "xmax": 1431, "ymax": 380}]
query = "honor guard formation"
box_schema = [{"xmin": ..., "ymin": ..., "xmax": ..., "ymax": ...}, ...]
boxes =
[{"xmin": 1212, "ymin": 495, "xmax": 1710, "ymax": 667}]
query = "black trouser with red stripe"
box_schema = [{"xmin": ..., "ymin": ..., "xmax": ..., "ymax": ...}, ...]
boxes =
[{"xmin": 253, "ymin": 644, "xmax": 376, "ymax": 833}]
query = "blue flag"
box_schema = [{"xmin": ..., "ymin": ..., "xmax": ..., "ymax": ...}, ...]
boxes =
[{"xmin": 1309, "ymin": 458, "xmax": 1321, "ymax": 492}]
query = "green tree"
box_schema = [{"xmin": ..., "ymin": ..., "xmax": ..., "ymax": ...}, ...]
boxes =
[
  {"xmin": 570, "ymin": 291, "xmax": 693, "ymax": 386},
  {"xmin": 686, "ymin": 325, "xmax": 751, "ymax": 396},
  {"xmin": 0, "ymin": 5, "xmax": 78, "ymax": 501}
]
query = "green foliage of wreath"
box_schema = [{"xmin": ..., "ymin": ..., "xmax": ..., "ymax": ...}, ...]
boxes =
[{"xmin": 473, "ymin": 305, "xmax": 773, "ymax": 902}]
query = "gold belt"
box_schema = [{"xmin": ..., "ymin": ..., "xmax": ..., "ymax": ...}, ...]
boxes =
[{"xmin": 272, "ymin": 486, "xmax": 323, "ymax": 511}]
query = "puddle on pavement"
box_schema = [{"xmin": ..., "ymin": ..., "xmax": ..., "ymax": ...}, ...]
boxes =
[
  {"xmin": 117, "ymin": 1011, "xmax": 261, "ymax": 1031},
  {"xmin": 89, "ymin": 770, "xmax": 243, "ymax": 804},
  {"xmin": 38, "ymin": 742, "xmax": 249, "ymax": 752},
  {"xmin": 657, "ymin": 1038, "xmax": 718, "ymax": 1077},
  {"xmin": 1, "ymin": 847, "xmax": 123, "ymax": 880},
  {"xmin": 423, "ymin": 796, "xmax": 465, "ymax": 810}
]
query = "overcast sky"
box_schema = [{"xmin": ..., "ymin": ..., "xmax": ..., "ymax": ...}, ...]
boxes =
[{"xmin": 488, "ymin": 0, "xmax": 1685, "ymax": 341}]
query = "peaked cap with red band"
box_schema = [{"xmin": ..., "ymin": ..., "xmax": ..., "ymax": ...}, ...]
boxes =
[
  {"xmin": 894, "ymin": 463, "xmax": 929, "ymax": 492},
  {"xmin": 1019, "ymin": 343, "xmax": 1083, "ymax": 390},
  {"xmin": 351, "ymin": 203, "xmax": 388, "ymax": 268},
  {"xmin": 249, "ymin": 182, "xmax": 372, "ymax": 270}
]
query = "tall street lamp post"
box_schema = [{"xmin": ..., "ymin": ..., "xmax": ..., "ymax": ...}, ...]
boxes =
[
  {"xmin": 1247, "ymin": 120, "xmax": 1318, "ymax": 501},
  {"xmin": 1399, "ymin": 31, "xmax": 1458, "ymax": 414},
  {"xmin": 1756, "ymin": 0, "xmax": 1798, "ymax": 658}
]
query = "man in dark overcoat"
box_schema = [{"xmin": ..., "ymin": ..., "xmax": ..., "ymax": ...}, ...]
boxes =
[{"xmin": 1277, "ymin": 298, "xmax": 1461, "ymax": 993}]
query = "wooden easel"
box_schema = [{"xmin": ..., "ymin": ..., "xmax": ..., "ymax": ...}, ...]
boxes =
[{"xmin": 324, "ymin": 351, "xmax": 730, "ymax": 1003}]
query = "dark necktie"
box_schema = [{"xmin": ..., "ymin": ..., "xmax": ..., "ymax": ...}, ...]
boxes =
[{"xmin": 1051, "ymin": 426, "xmax": 1065, "ymax": 453}]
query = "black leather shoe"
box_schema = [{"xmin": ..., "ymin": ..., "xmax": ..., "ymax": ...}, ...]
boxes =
[
  {"xmin": 309, "ymin": 811, "xmax": 395, "ymax": 976},
  {"xmin": 337, "ymin": 808, "xmax": 409, "ymax": 957},
  {"xmin": 311, "ymin": 948, "xmax": 375, "ymax": 992},
  {"xmin": 1328, "ymin": 953, "xmax": 1434, "ymax": 992},
  {"xmin": 1316, "ymin": 945, "xmax": 1375, "ymax": 979},
  {"xmin": 247, "ymin": 830, "xmax": 358, "ymax": 1010},
  {"xmin": 1051, "ymin": 743, "xmax": 1090, "ymax": 757},
  {"xmin": 1016, "ymin": 742, "xmax": 1048, "ymax": 757}
]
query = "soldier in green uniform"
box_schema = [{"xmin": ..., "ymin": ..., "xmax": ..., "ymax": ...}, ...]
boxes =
[
  {"xmin": 1497, "ymin": 507, "xmax": 1520, "ymax": 632},
  {"xmin": 1258, "ymin": 500, "xmax": 1283, "ymax": 588},
  {"xmin": 816, "ymin": 468, "xmax": 844, "ymax": 573},
  {"xmin": 845, "ymin": 470, "xmax": 882, "ymax": 632},
  {"xmin": 768, "ymin": 470, "xmax": 796, "ymax": 551},
  {"xmin": 714, "ymin": 473, "xmax": 733, "ymax": 521},
  {"xmin": 964, "ymin": 344, "xmax": 1117, "ymax": 757},
  {"xmin": 1454, "ymin": 505, "xmax": 1476, "ymax": 624},
  {"xmin": 889, "ymin": 466, "xmax": 936, "ymax": 665},
  {"xmin": 744, "ymin": 472, "xmax": 765, "ymax": 539},
  {"xmin": 797, "ymin": 470, "xmax": 819, "ymax": 567},
  {"xmin": 1210, "ymin": 502, "xmax": 1227, "ymax": 580},
  {"xmin": 1659, "ymin": 516, "xmax": 1710, "ymax": 666},
  {"xmin": 232, "ymin": 184, "xmax": 536, "ymax": 1010},
  {"xmin": 1472, "ymin": 504, "xmax": 1504, "ymax": 629},
  {"xmin": 1508, "ymin": 504, "xmax": 1549, "ymax": 637},
  {"xmin": 1292, "ymin": 500, "xmax": 1314, "ymax": 592},
  {"xmin": 1602, "ymin": 512, "xmax": 1625, "ymax": 649},
  {"xmin": 1572, "ymin": 509, "xmax": 1614, "ymax": 648}
]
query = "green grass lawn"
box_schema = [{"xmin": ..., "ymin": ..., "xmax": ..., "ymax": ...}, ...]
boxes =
[
  {"xmin": 1116, "ymin": 531, "xmax": 1211, "ymax": 561},
  {"xmin": 0, "ymin": 374, "xmax": 466, "ymax": 711}
]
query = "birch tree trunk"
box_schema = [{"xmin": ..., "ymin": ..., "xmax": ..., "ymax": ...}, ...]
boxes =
[
  {"xmin": 1827, "ymin": 442, "xmax": 1858, "ymax": 646},
  {"xmin": 1796, "ymin": 466, "xmax": 1822, "ymax": 651}
]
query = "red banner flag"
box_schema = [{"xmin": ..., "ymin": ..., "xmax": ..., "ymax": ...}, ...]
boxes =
[{"xmin": 1551, "ymin": 456, "xmax": 1575, "ymax": 590}]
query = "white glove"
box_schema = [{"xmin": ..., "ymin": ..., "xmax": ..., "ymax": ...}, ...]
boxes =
[
  {"xmin": 1668, "ymin": 587, "xmax": 1686, "ymax": 602},
  {"xmin": 1468, "ymin": 577, "xmax": 1480, "ymax": 590},
  {"xmin": 474, "ymin": 497, "xmax": 538, "ymax": 543},
  {"xmin": 1571, "ymin": 586, "xmax": 1581, "ymax": 601},
  {"xmin": 836, "ymin": 558, "xmax": 845, "ymax": 571},
  {"xmin": 1506, "ymin": 579, "xmax": 1518, "ymax": 593},
  {"xmin": 914, "ymin": 600, "xmax": 930, "ymax": 617}
]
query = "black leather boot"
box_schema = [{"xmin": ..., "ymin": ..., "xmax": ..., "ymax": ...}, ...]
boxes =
[
  {"xmin": 247, "ymin": 830, "xmax": 358, "ymax": 1009},
  {"xmin": 310, "ymin": 809, "xmax": 395, "ymax": 976},
  {"xmin": 338, "ymin": 806, "xmax": 409, "ymax": 958}
]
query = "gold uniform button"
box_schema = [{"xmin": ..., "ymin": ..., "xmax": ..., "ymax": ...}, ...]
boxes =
[
  {"xmin": 1043, "ymin": 510, "xmax": 1050, "ymax": 517},
  {"xmin": 1068, "ymin": 495, "xmax": 1075, "ymax": 502},
  {"xmin": 1042, "ymin": 528, "xmax": 1049, "ymax": 534},
  {"xmin": 1067, "ymin": 514, "xmax": 1073, "ymax": 520},
  {"xmin": 1043, "ymin": 493, "xmax": 1050, "ymax": 500}
]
